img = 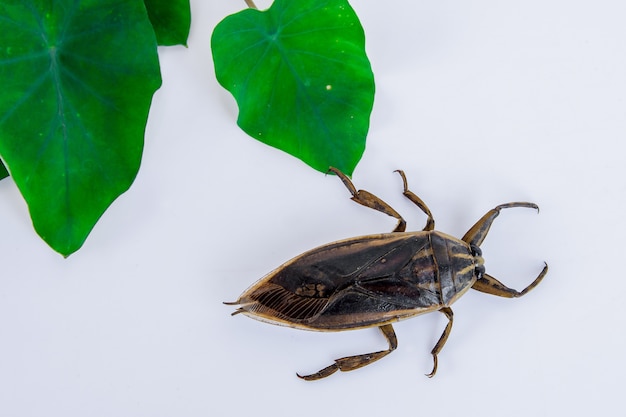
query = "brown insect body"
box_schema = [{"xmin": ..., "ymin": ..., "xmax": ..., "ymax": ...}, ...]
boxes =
[
  {"xmin": 234, "ymin": 231, "xmax": 477, "ymax": 331},
  {"xmin": 227, "ymin": 168, "xmax": 547, "ymax": 380}
]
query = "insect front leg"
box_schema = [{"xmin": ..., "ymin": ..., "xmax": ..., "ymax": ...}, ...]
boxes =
[
  {"xmin": 297, "ymin": 324, "xmax": 398, "ymax": 381},
  {"xmin": 471, "ymin": 263, "xmax": 548, "ymax": 298},
  {"xmin": 329, "ymin": 167, "xmax": 407, "ymax": 232},
  {"xmin": 462, "ymin": 202, "xmax": 539, "ymax": 248},
  {"xmin": 426, "ymin": 307, "xmax": 453, "ymax": 378}
]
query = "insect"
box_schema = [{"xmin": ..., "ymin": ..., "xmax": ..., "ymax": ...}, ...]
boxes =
[{"xmin": 226, "ymin": 168, "xmax": 547, "ymax": 380}]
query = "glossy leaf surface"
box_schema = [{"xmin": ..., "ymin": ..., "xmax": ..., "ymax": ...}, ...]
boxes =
[
  {"xmin": 0, "ymin": 0, "xmax": 162, "ymax": 256},
  {"xmin": 212, "ymin": 0, "xmax": 375, "ymax": 175},
  {"xmin": 144, "ymin": 0, "xmax": 191, "ymax": 46}
]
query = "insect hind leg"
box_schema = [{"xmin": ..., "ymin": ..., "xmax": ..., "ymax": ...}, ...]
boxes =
[
  {"xmin": 329, "ymin": 167, "xmax": 407, "ymax": 232},
  {"xmin": 297, "ymin": 324, "xmax": 398, "ymax": 381}
]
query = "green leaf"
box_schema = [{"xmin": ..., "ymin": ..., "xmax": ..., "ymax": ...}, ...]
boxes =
[
  {"xmin": 0, "ymin": 159, "xmax": 7, "ymax": 180},
  {"xmin": 0, "ymin": 0, "xmax": 162, "ymax": 256},
  {"xmin": 144, "ymin": 0, "xmax": 191, "ymax": 46},
  {"xmin": 212, "ymin": 0, "xmax": 375, "ymax": 175}
]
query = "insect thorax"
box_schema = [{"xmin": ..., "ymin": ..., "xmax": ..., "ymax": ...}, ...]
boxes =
[{"xmin": 405, "ymin": 231, "xmax": 477, "ymax": 307}]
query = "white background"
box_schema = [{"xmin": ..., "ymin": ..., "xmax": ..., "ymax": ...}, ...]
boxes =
[{"xmin": 1, "ymin": 0, "xmax": 624, "ymax": 415}]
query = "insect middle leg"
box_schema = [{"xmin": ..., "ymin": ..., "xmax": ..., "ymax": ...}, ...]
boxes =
[
  {"xmin": 329, "ymin": 167, "xmax": 407, "ymax": 232},
  {"xmin": 427, "ymin": 307, "xmax": 453, "ymax": 378},
  {"xmin": 394, "ymin": 170, "xmax": 435, "ymax": 231},
  {"xmin": 297, "ymin": 324, "xmax": 398, "ymax": 381}
]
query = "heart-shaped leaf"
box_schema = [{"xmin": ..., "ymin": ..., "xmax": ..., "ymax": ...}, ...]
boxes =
[
  {"xmin": 0, "ymin": 0, "xmax": 161, "ymax": 256},
  {"xmin": 212, "ymin": 0, "xmax": 375, "ymax": 175},
  {"xmin": 144, "ymin": 0, "xmax": 191, "ymax": 46}
]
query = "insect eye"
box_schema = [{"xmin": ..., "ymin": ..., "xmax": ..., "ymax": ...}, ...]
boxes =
[{"xmin": 475, "ymin": 264, "xmax": 485, "ymax": 279}]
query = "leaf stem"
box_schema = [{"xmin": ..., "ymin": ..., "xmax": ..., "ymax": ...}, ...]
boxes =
[{"xmin": 244, "ymin": 0, "xmax": 258, "ymax": 9}]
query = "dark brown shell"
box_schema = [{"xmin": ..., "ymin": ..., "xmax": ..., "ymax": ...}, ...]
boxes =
[{"xmin": 231, "ymin": 230, "xmax": 478, "ymax": 331}]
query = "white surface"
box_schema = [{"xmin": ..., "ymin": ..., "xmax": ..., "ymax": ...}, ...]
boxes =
[{"xmin": 1, "ymin": 0, "xmax": 624, "ymax": 415}]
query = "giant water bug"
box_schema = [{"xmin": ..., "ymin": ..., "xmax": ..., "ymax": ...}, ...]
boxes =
[{"xmin": 226, "ymin": 168, "xmax": 547, "ymax": 380}]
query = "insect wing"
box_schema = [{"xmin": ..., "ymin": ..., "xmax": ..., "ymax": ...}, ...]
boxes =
[{"xmin": 234, "ymin": 233, "xmax": 438, "ymax": 330}]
